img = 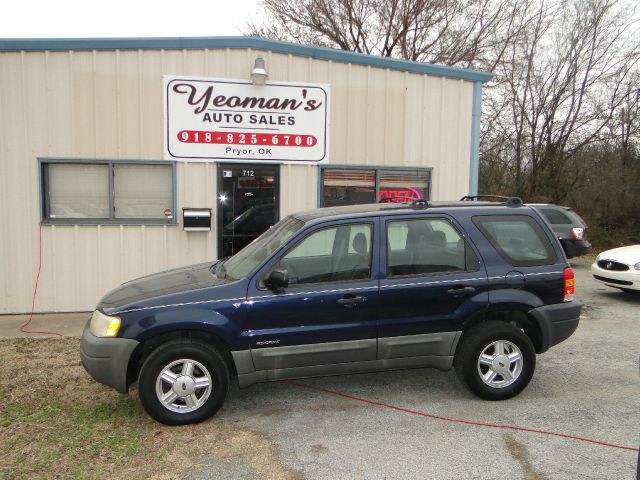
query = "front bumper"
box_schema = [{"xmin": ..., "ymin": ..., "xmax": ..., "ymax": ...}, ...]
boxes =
[
  {"xmin": 529, "ymin": 302, "xmax": 581, "ymax": 353},
  {"xmin": 80, "ymin": 319, "xmax": 139, "ymax": 393},
  {"xmin": 590, "ymin": 264, "xmax": 640, "ymax": 291}
]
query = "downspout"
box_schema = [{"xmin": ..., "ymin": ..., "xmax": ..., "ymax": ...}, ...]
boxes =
[{"xmin": 468, "ymin": 80, "xmax": 483, "ymax": 196}]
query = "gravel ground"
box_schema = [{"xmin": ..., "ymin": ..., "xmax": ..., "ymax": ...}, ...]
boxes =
[
  {"xmin": 191, "ymin": 257, "xmax": 639, "ymax": 480},
  {"xmin": 4, "ymin": 258, "xmax": 636, "ymax": 479}
]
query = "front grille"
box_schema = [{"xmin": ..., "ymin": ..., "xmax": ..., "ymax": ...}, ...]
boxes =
[
  {"xmin": 597, "ymin": 260, "xmax": 629, "ymax": 271},
  {"xmin": 593, "ymin": 275, "xmax": 633, "ymax": 286}
]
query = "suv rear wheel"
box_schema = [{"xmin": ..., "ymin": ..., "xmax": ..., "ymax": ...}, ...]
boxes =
[
  {"xmin": 454, "ymin": 321, "xmax": 536, "ymax": 400},
  {"xmin": 138, "ymin": 339, "xmax": 229, "ymax": 425}
]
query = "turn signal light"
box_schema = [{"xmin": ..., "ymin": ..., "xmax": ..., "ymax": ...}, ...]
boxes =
[
  {"xmin": 564, "ymin": 267, "xmax": 575, "ymax": 302},
  {"xmin": 105, "ymin": 317, "xmax": 121, "ymax": 337}
]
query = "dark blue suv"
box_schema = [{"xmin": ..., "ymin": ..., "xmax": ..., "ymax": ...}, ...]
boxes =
[{"xmin": 80, "ymin": 199, "xmax": 581, "ymax": 425}]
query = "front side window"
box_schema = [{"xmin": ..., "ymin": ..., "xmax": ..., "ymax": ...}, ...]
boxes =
[
  {"xmin": 473, "ymin": 215, "xmax": 557, "ymax": 266},
  {"xmin": 386, "ymin": 218, "xmax": 477, "ymax": 277},
  {"xmin": 42, "ymin": 161, "xmax": 174, "ymax": 224},
  {"xmin": 223, "ymin": 216, "xmax": 305, "ymax": 281},
  {"xmin": 276, "ymin": 223, "xmax": 373, "ymax": 286}
]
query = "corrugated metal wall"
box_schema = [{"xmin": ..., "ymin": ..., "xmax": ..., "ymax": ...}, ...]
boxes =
[{"xmin": 0, "ymin": 48, "xmax": 473, "ymax": 313}]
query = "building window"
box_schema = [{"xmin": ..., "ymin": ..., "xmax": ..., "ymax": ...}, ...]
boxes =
[
  {"xmin": 321, "ymin": 167, "xmax": 431, "ymax": 207},
  {"xmin": 41, "ymin": 160, "xmax": 175, "ymax": 224}
]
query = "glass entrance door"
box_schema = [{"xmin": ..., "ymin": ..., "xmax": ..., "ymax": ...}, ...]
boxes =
[{"xmin": 217, "ymin": 164, "xmax": 280, "ymax": 258}]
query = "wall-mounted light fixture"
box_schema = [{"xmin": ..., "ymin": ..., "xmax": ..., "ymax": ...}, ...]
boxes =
[{"xmin": 250, "ymin": 55, "xmax": 268, "ymax": 86}]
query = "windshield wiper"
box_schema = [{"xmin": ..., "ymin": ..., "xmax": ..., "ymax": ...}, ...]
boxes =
[
  {"xmin": 209, "ymin": 257, "xmax": 230, "ymax": 278},
  {"xmin": 218, "ymin": 263, "xmax": 228, "ymax": 280}
]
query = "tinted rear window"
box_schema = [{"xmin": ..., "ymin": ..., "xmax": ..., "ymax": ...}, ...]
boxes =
[
  {"xmin": 473, "ymin": 215, "xmax": 557, "ymax": 267},
  {"xmin": 567, "ymin": 209, "xmax": 587, "ymax": 226},
  {"xmin": 538, "ymin": 207, "xmax": 573, "ymax": 225}
]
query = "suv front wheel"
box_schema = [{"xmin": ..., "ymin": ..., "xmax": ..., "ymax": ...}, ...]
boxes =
[
  {"xmin": 138, "ymin": 339, "xmax": 230, "ymax": 425},
  {"xmin": 454, "ymin": 321, "xmax": 536, "ymax": 400}
]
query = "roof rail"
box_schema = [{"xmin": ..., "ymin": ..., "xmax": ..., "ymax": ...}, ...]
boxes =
[
  {"xmin": 378, "ymin": 197, "xmax": 430, "ymax": 209},
  {"xmin": 459, "ymin": 194, "xmax": 523, "ymax": 207}
]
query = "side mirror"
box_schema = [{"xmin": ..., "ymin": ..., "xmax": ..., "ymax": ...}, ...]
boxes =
[{"xmin": 265, "ymin": 269, "xmax": 289, "ymax": 289}]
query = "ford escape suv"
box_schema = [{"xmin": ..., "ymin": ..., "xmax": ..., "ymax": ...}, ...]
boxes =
[{"xmin": 80, "ymin": 198, "xmax": 581, "ymax": 425}]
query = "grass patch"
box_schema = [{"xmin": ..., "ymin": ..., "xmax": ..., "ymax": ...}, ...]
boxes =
[
  {"xmin": 2, "ymin": 400, "xmax": 148, "ymax": 478},
  {"xmin": 0, "ymin": 337, "xmax": 301, "ymax": 480},
  {"xmin": 0, "ymin": 338, "xmax": 158, "ymax": 480}
]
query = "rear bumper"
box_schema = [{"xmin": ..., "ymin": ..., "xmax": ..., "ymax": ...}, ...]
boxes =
[
  {"xmin": 80, "ymin": 320, "xmax": 139, "ymax": 394},
  {"xmin": 529, "ymin": 302, "xmax": 581, "ymax": 353},
  {"xmin": 561, "ymin": 239, "xmax": 591, "ymax": 258}
]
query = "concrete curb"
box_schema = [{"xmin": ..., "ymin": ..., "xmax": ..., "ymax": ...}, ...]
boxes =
[{"xmin": 0, "ymin": 312, "xmax": 89, "ymax": 338}]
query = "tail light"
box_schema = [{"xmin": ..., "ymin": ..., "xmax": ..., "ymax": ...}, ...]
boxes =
[
  {"xmin": 564, "ymin": 267, "xmax": 575, "ymax": 302},
  {"xmin": 572, "ymin": 227, "xmax": 584, "ymax": 240}
]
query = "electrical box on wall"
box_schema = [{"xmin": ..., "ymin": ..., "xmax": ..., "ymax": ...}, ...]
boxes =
[{"xmin": 183, "ymin": 208, "xmax": 211, "ymax": 231}]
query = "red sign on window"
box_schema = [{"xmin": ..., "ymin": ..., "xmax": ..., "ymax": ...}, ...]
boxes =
[{"xmin": 378, "ymin": 187, "xmax": 422, "ymax": 203}]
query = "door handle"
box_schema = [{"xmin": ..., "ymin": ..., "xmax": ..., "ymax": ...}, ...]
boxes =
[
  {"xmin": 447, "ymin": 286, "xmax": 476, "ymax": 297},
  {"xmin": 337, "ymin": 295, "xmax": 367, "ymax": 307}
]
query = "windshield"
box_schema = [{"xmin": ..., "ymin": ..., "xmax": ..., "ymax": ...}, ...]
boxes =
[{"xmin": 222, "ymin": 215, "xmax": 305, "ymax": 281}]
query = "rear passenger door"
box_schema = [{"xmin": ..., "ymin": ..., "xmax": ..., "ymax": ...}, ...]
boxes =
[{"xmin": 377, "ymin": 215, "xmax": 489, "ymax": 360}]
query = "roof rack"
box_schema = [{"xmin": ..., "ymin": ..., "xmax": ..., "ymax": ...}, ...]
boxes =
[
  {"xmin": 379, "ymin": 197, "xmax": 430, "ymax": 209},
  {"xmin": 459, "ymin": 194, "xmax": 523, "ymax": 207},
  {"xmin": 412, "ymin": 199, "xmax": 429, "ymax": 208}
]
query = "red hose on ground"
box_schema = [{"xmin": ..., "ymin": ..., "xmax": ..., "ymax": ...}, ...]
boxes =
[
  {"xmin": 19, "ymin": 221, "xmax": 63, "ymax": 337},
  {"xmin": 281, "ymin": 380, "xmax": 639, "ymax": 453}
]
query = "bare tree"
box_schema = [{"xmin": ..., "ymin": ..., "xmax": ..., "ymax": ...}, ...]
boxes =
[
  {"xmin": 483, "ymin": 0, "xmax": 639, "ymax": 202},
  {"xmin": 581, "ymin": 71, "xmax": 640, "ymax": 240},
  {"xmin": 248, "ymin": 0, "xmax": 524, "ymax": 70},
  {"xmin": 250, "ymin": 0, "xmax": 640, "ymax": 245}
]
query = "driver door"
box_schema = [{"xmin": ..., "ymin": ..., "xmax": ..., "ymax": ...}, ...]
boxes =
[{"xmin": 245, "ymin": 219, "xmax": 380, "ymax": 370}]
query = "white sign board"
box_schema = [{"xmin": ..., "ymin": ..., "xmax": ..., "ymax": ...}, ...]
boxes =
[{"xmin": 164, "ymin": 76, "xmax": 329, "ymax": 163}]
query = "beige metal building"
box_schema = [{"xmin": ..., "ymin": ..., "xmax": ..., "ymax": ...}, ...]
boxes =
[{"xmin": 0, "ymin": 37, "xmax": 491, "ymax": 314}]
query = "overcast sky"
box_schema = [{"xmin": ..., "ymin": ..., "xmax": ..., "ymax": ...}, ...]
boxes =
[{"xmin": 1, "ymin": 0, "xmax": 263, "ymax": 38}]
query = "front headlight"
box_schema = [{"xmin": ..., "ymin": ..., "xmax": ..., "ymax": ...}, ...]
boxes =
[
  {"xmin": 634, "ymin": 262, "xmax": 640, "ymax": 271},
  {"xmin": 89, "ymin": 310, "xmax": 121, "ymax": 337}
]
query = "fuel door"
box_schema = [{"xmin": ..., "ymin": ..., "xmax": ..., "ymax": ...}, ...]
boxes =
[{"xmin": 505, "ymin": 270, "xmax": 525, "ymax": 289}]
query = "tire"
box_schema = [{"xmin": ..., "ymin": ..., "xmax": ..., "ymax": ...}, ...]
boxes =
[
  {"xmin": 454, "ymin": 321, "xmax": 536, "ymax": 401},
  {"xmin": 138, "ymin": 339, "xmax": 229, "ymax": 425}
]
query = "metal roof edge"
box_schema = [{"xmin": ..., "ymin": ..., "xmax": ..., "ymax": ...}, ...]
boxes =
[{"xmin": 0, "ymin": 36, "xmax": 493, "ymax": 83}]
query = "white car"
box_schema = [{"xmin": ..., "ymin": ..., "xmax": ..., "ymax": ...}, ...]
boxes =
[{"xmin": 591, "ymin": 245, "xmax": 640, "ymax": 292}]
